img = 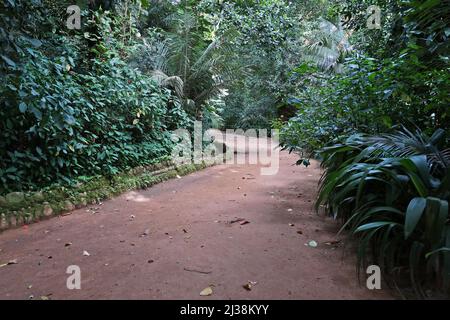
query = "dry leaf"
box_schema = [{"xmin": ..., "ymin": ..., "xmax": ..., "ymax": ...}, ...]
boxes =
[
  {"xmin": 240, "ymin": 220, "xmax": 250, "ymax": 225},
  {"xmin": 200, "ymin": 286, "xmax": 213, "ymax": 296},
  {"xmin": 243, "ymin": 283, "xmax": 252, "ymax": 291},
  {"xmin": 325, "ymin": 240, "xmax": 341, "ymax": 246},
  {"xmin": 229, "ymin": 218, "xmax": 245, "ymax": 224},
  {"xmin": 243, "ymin": 281, "xmax": 258, "ymax": 291},
  {"xmin": 307, "ymin": 240, "xmax": 318, "ymax": 247},
  {"xmin": 83, "ymin": 250, "xmax": 90, "ymax": 256},
  {"xmin": 184, "ymin": 267, "xmax": 212, "ymax": 274},
  {"xmin": 1, "ymin": 259, "xmax": 18, "ymax": 267}
]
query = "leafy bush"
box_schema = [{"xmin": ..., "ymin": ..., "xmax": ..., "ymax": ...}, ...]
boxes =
[
  {"xmin": 0, "ymin": 1, "xmax": 190, "ymax": 193},
  {"xmin": 280, "ymin": 50, "xmax": 450, "ymax": 159},
  {"xmin": 317, "ymin": 128, "xmax": 449, "ymax": 297}
]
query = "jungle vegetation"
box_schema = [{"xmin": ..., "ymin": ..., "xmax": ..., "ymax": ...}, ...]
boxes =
[{"xmin": 1, "ymin": 0, "xmax": 449, "ymax": 298}]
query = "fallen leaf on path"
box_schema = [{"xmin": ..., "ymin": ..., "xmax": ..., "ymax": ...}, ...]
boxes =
[
  {"xmin": 65, "ymin": 242, "xmax": 72, "ymax": 247},
  {"xmin": 240, "ymin": 220, "xmax": 250, "ymax": 225},
  {"xmin": 176, "ymin": 175, "xmax": 181, "ymax": 179},
  {"xmin": 200, "ymin": 286, "xmax": 213, "ymax": 296},
  {"xmin": 83, "ymin": 250, "xmax": 90, "ymax": 256},
  {"xmin": 184, "ymin": 267, "xmax": 212, "ymax": 274},
  {"xmin": 289, "ymin": 223, "xmax": 295, "ymax": 227},
  {"xmin": 0, "ymin": 259, "xmax": 18, "ymax": 268},
  {"xmin": 229, "ymin": 218, "xmax": 245, "ymax": 224},
  {"xmin": 324, "ymin": 240, "xmax": 341, "ymax": 246},
  {"xmin": 307, "ymin": 240, "xmax": 318, "ymax": 248},
  {"xmin": 242, "ymin": 281, "xmax": 258, "ymax": 291}
]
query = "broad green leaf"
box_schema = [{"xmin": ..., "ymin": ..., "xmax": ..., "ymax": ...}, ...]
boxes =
[
  {"xmin": 405, "ymin": 197, "xmax": 427, "ymax": 239},
  {"xmin": 355, "ymin": 221, "xmax": 394, "ymax": 233},
  {"xmin": 19, "ymin": 102, "xmax": 27, "ymax": 113}
]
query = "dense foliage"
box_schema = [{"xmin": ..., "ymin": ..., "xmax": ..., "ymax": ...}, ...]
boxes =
[
  {"xmin": 0, "ymin": 0, "xmax": 190, "ymax": 193},
  {"xmin": 279, "ymin": 0, "xmax": 449, "ymax": 297},
  {"xmin": 1, "ymin": 0, "xmax": 448, "ymax": 298},
  {"xmin": 318, "ymin": 128, "xmax": 449, "ymax": 296}
]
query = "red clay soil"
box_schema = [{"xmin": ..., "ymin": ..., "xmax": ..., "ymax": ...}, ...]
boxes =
[{"xmin": 0, "ymin": 151, "xmax": 392, "ymax": 300}]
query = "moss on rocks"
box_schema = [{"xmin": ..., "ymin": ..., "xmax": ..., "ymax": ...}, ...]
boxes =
[{"xmin": 0, "ymin": 160, "xmax": 214, "ymax": 232}]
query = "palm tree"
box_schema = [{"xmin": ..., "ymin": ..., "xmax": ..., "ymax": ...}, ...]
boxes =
[
  {"xmin": 303, "ymin": 18, "xmax": 352, "ymax": 72},
  {"xmin": 139, "ymin": 10, "xmax": 235, "ymax": 120}
]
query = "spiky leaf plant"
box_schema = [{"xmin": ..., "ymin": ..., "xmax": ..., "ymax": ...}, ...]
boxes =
[{"xmin": 318, "ymin": 127, "xmax": 450, "ymax": 297}]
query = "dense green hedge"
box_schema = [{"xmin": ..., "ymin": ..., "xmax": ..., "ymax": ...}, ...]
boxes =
[{"xmin": 0, "ymin": 0, "xmax": 191, "ymax": 193}]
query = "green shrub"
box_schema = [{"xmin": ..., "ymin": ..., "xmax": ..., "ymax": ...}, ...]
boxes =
[
  {"xmin": 0, "ymin": 1, "xmax": 190, "ymax": 193},
  {"xmin": 317, "ymin": 128, "xmax": 450, "ymax": 297}
]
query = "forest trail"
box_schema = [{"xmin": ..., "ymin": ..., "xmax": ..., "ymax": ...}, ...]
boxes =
[{"xmin": 0, "ymin": 136, "xmax": 390, "ymax": 299}]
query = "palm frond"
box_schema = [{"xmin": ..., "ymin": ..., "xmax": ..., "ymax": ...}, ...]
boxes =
[
  {"xmin": 303, "ymin": 18, "xmax": 352, "ymax": 72},
  {"xmin": 150, "ymin": 70, "xmax": 184, "ymax": 98},
  {"xmin": 367, "ymin": 127, "xmax": 449, "ymax": 173}
]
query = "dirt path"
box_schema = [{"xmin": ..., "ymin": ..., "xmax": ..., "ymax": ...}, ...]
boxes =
[{"xmin": 0, "ymin": 141, "xmax": 391, "ymax": 299}]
